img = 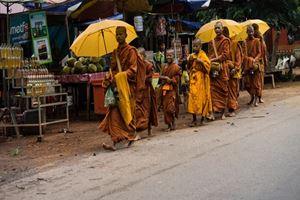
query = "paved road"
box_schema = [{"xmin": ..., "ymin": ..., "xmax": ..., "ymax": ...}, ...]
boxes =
[{"xmin": 1, "ymin": 95, "xmax": 300, "ymax": 200}]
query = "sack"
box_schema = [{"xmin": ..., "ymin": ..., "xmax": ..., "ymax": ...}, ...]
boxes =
[{"xmin": 104, "ymin": 86, "xmax": 117, "ymax": 107}]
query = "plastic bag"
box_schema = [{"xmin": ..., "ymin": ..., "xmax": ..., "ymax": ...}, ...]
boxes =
[{"xmin": 104, "ymin": 86, "xmax": 117, "ymax": 107}]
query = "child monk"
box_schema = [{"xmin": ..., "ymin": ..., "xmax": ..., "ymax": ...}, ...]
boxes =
[{"xmin": 160, "ymin": 49, "xmax": 181, "ymax": 131}]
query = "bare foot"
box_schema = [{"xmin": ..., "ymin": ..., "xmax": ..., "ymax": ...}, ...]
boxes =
[
  {"xmin": 127, "ymin": 140, "xmax": 135, "ymax": 147},
  {"xmin": 189, "ymin": 121, "xmax": 197, "ymax": 127},
  {"xmin": 206, "ymin": 114, "xmax": 215, "ymax": 121},
  {"xmin": 221, "ymin": 113, "xmax": 226, "ymax": 120},
  {"xmin": 228, "ymin": 112, "xmax": 236, "ymax": 117},
  {"xmin": 164, "ymin": 127, "xmax": 171, "ymax": 132},
  {"xmin": 247, "ymin": 97, "xmax": 254, "ymax": 105},
  {"xmin": 102, "ymin": 143, "xmax": 116, "ymax": 151},
  {"xmin": 135, "ymin": 134, "xmax": 141, "ymax": 141},
  {"xmin": 254, "ymin": 97, "xmax": 259, "ymax": 107},
  {"xmin": 259, "ymin": 98, "xmax": 264, "ymax": 103}
]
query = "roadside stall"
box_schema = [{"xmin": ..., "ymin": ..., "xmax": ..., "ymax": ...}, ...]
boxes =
[{"xmin": 0, "ymin": 1, "xmax": 74, "ymax": 140}]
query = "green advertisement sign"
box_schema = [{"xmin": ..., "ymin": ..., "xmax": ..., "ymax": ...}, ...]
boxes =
[
  {"xmin": 29, "ymin": 11, "xmax": 52, "ymax": 64},
  {"xmin": 10, "ymin": 13, "xmax": 30, "ymax": 45}
]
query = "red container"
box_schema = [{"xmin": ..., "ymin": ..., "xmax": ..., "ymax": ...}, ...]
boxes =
[{"xmin": 92, "ymin": 80, "xmax": 107, "ymax": 115}]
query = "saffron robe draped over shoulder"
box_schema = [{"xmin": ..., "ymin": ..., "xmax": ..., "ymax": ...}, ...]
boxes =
[
  {"xmin": 208, "ymin": 35, "xmax": 231, "ymax": 112},
  {"xmin": 243, "ymin": 37, "xmax": 262, "ymax": 97},
  {"xmin": 161, "ymin": 63, "xmax": 181, "ymax": 125},
  {"xmin": 187, "ymin": 50, "xmax": 212, "ymax": 117},
  {"xmin": 99, "ymin": 44, "xmax": 140, "ymax": 143},
  {"xmin": 228, "ymin": 41, "xmax": 243, "ymax": 110}
]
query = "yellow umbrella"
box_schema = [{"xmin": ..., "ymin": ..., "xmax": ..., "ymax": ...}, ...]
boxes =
[
  {"xmin": 70, "ymin": 19, "xmax": 138, "ymax": 57},
  {"xmin": 196, "ymin": 19, "xmax": 242, "ymax": 43},
  {"xmin": 234, "ymin": 19, "xmax": 270, "ymax": 41}
]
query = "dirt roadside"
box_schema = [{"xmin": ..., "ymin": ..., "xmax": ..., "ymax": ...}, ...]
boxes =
[{"xmin": 1, "ymin": 81, "xmax": 300, "ymax": 185}]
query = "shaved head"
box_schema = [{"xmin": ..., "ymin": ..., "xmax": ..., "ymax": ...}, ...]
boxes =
[
  {"xmin": 116, "ymin": 26, "xmax": 127, "ymax": 34},
  {"xmin": 214, "ymin": 21, "xmax": 224, "ymax": 36},
  {"xmin": 215, "ymin": 21, "xmax": 223, "ymax": 29},
  {"xmin": 193, "ymin": 38, "xmax": 202, "ymax": 45}
]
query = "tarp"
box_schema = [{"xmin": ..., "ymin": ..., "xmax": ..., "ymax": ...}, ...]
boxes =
[
  {"xmin": 0, "ymin": 3, "xmax": 27, "ymax": 14},
  {"xmin": 70, "ymin": 0, "xmax": 114, "ymax": 22},
  {"xmin": 23, "ymin": 0, "xmax": 82, "ymax": 12},
  {"xmin": 77, "ymin": 14, "xmax": 123, "ymax": 27},
  {"xmin": 169, "ymin": 18, "xmax": 202, "ymax": 31},
  {"xmin": 116, "ymin": 0, "xmax": 152, "ymax": 12},
  {"xmin": 151, "ymin": 0, "xmax": 209, "ymax": 12}
]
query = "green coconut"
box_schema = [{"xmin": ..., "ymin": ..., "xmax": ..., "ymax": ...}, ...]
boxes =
[
  {"xmin": 62, "ymin": 66, "xmax": 71, "ymax": 74},
  {"xmin": 88, "ymin": 63, "xmax": 97, "ymax": 73},
  {"xmin": 81, "ymin": 65, "xmax": 88, "ymax": 74},
  {"xmin": 90, "ymin": 57, "xmax": 101, "ymax": 64},
  {"xmin": 96, "ymin": 63, "xmax": 103, "ymax": 72},
  {"xmin": 66, "ymin": 57, "xmax": 76, "ymax": 67}
]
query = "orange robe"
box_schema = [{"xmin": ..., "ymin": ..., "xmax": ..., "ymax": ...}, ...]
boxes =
[
  {"xmin": 99, "ymin": 44, "xmax": 143, "ymax": 143},
  {"xmin": 208, "ymin": 35, "xmax": 231, "ymax": 112},
  {"xmin": 257, "ymin": 35, "xmax": 268, "ymax": 93},
  {"xmin": 228, "ymin": 42, "xmax": 243, "ymax": 110},
  {"xmin": 187, "ymin": 50, "xmax": 212, "ymax": 117},
  {"xmin": 243, "ymin": 37, "xmax": 262, "ymax": 97},
  {"xmin": 161, "ymin": 63, "xmax": 181, "ymax": 125},
  {"xmin": 135, "ymin": 59, "xmax": 158, "ymax": 131}
]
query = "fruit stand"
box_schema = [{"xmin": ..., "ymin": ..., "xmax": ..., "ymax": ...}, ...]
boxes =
[{"xmin": 56, "ymin": 56, "xmax": 108, "ymax": 119}]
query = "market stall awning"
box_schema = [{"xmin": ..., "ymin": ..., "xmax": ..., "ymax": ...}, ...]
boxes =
[
  {"xmin": 22, "ymin": 0, "xmax": 82, "ymax": 12},
  {"xmin": 77, "ymin": 13, "xmax": 123, "ymax": 27},
  {"xmin": 169, "ymin": 18, "xmax": 202, "ymax": 31},
  {"xmin": 0, "ymin": 2, "xmax": 27, "ymax": 14},
  {"xmin": 70, "ymin": 0, "xmax": 115, "ymax": 22},
  {"xmin": 152, "ymin": 0, "xmax": 210, "ymax": 13},
  {"xmin": 116, "ymin": 0, "xmax": 152, "ymax": 12}
]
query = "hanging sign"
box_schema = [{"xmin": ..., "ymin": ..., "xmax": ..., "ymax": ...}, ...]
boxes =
[
  {"xmin": 29, "ymin": 11, "xmax": 52, "ymax": 64},
  {"xmin": 10, "ymin": 13, "xmax": 30, "ymax": 45}
]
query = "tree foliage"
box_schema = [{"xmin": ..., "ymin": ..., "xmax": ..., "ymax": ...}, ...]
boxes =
[{"xmin": 197, "ymin": 0, "xmax": 300, "ymax": 31}]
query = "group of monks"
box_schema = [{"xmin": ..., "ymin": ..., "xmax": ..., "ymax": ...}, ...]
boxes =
[{"xmin": 99, "ymin": 21, "xmax": 268, "ymax": 151}]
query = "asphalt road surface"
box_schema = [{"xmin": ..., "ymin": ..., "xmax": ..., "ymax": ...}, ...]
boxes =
[{"xmin": 1, "ymin": 95, "xmax": 300, "ymax": 200}]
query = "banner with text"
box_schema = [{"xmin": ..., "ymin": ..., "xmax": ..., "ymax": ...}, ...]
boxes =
[
  {"xmin": 29, "ymin": 11, "xmax": 52, "ymax": 64},
  {"xmin": 10, "ymin": 13, "xmax": 30, "ymax": 45}
]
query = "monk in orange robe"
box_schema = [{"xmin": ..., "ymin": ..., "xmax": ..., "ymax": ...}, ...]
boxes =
[
  {"xmin": 222, "ymin": 27, "xmax": 243, "ymax": 116},
  {"xmin": 187, "ymin": 38, "xmax": 212, "ymax": 126},
  {"xmin": 207, "ymin": 21, "xmax": 231, "ymax": 120},
  {"xmin": 253, "ymin": 23, "xmax": 267, "ymax": 103},
  {"xmin": 227, "ymin": 41, "xmax": 243, "ymax": 117},
  {"xmin": 160, "ymin": 49, "xmax": 181, "ymax": 131},
  {"xmin": 243, "ymin": 25, "xmax": 262, "ymax": 107},
  {"xmin": 136, "ymin": 47, "xmax": 158, "ymax": 136},
  {"xmin": 99, "ymin": 26, "xmax": 144, "ymax": 151}
]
